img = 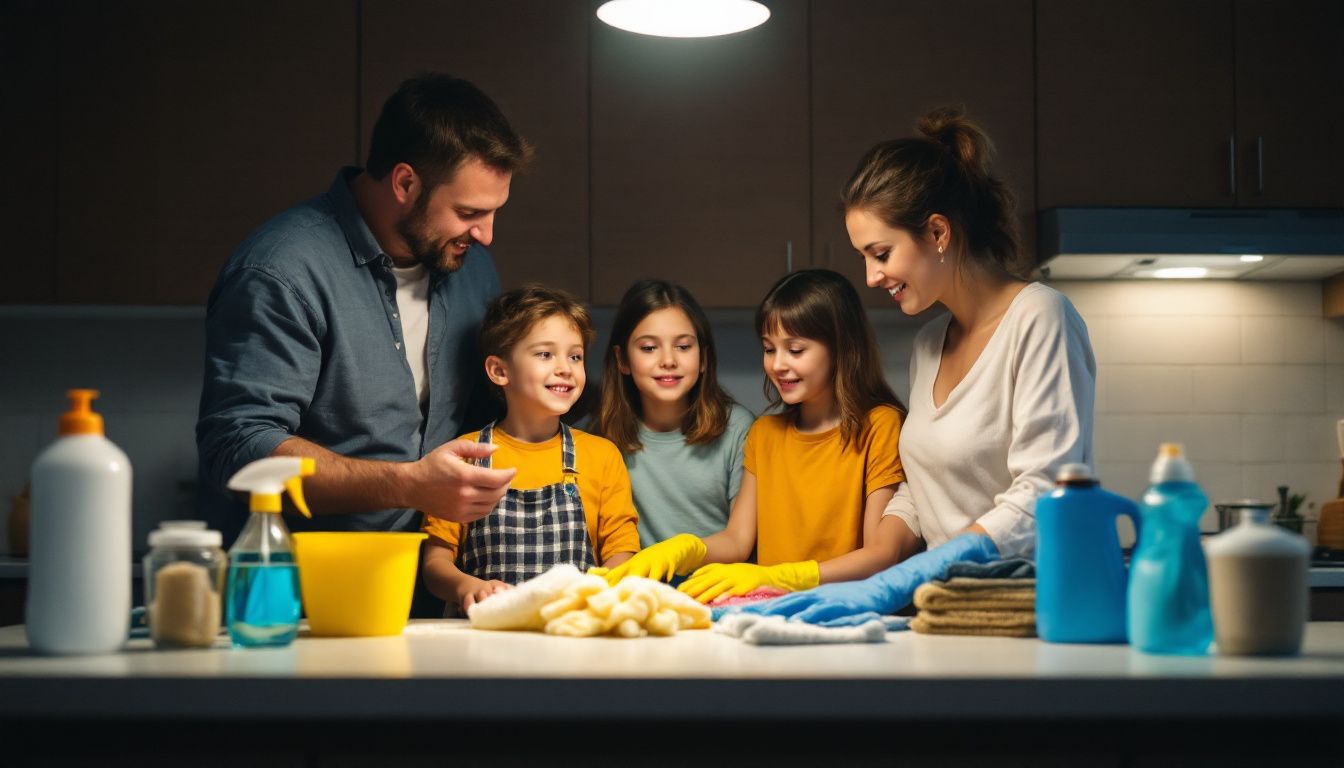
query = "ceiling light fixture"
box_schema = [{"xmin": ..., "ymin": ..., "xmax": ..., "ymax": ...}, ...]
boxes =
[
  {"xmin": 1239, "ymin": 254, "xmax": 1265, "ymax": 263},
  {"xmin": 596, "ymin": 0, "xmax": 771, "ymax": 38}
]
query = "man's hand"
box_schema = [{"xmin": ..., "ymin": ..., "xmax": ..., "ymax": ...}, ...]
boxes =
[
  {"xmin": 403, "ymin": 439, "xmax": 515, "ymax": 522},
  {"xmin": 459, "ymin": 578, "xmax": 511, "ymax": 611}
]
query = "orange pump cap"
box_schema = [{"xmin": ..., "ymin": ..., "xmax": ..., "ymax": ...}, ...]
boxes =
[
  {"xmin": 59, "ymin": 389, "xmax": 104, "ymax": 436},
  {"xmin": 1158, "ymin": 442, "xmax": 1184, "ymax": 459}
]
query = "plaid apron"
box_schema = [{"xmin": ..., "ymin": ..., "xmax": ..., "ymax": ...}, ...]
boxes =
[{"xmin": 457, "ymin": 422, "xmax": 598, "ymax": 585}]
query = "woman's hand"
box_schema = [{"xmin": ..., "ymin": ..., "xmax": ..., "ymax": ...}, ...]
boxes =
[{"xmin": 742, "ymin": 533, "xmax": 999, "ymax": 625}]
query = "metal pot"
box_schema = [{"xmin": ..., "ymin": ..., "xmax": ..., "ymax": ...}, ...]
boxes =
[{"xmin": 1213, "ymin": 499, "xmax": 1275, "ymax": 532}]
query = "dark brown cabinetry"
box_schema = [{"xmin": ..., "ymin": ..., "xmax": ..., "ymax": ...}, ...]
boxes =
[
  {"xmin": 362, "ymin": 0, "xmax": 592, "ymax": 299},
  {"xmin": 1038, "ymin": 0, "xmax": 1343, "ymax": 209},
  {"xmin": 810, "ymin": 0, "xmax": 1035, "ymax": 307},
  {"xmin": 589, "ymin": 0, "xmax": 809, "ymax": 307},
  {"xmin": 0, "ymin": 1, "xmax": 58, "ymax": 303},
  {"xmin": 46, "ymin": 0, "xmax": 357, "ymax": 305},
  {"xmin": 1233, "ymin": 0, "xmax": 1344, "ymax": 207}
]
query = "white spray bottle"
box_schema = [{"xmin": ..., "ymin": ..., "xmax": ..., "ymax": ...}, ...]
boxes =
[{"xmin": 224, "ymin": 456, "xmax": 314, "ymax": 648}]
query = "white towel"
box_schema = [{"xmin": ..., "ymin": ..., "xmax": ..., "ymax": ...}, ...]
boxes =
[{"xmin": 713, "ymin": 613, "xmax": 890, "ymax": 645}]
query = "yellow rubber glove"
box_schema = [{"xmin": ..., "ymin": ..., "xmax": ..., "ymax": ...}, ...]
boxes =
[
  {"xmin": 678, "ymin": 560, "xmax": 820, "ymax": 604},
  {"xmin": 601, "ymin": 533, "xmax": 707, "ymax": 586}
]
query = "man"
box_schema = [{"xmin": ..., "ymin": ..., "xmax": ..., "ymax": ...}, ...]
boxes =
[{"xmin": 197, "ymin": 73, "xmax": 529, "ymax": 549}]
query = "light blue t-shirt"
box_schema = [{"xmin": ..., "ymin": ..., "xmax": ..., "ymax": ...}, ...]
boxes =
[{"xmin": 625, "ymin": 404, "xmax": 754, "ymax": 547}]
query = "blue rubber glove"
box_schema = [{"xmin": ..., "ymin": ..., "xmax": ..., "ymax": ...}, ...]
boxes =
[{"xmin": 743, "ymin": 533, "xmax": 1000, "ymax": 626}]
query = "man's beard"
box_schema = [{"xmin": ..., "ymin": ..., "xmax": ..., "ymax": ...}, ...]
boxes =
[{"xmin": 396, "ymin": 194, "xmax": 470, "ymax": 272}]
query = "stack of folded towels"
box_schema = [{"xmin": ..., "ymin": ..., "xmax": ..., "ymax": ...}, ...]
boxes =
[{"xmin": 910, "ymin": 558, "xmax": 1037, "ymax": 638}]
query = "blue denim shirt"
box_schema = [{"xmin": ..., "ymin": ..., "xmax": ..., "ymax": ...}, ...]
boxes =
[{"xmin": 197, "ymin": 168, "xmax": 501, "ymax": 543}]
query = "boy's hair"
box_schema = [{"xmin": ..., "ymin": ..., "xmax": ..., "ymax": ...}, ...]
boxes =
[
  {"xmin": 595, "ymin": 279, "xmax": 736, "ymax": 454},
  {"xmin": 480, "ymin": 284, "xmax": 594, "ymax": 399},
  {"xmin": 755, "ymin": 269, "xmax": 905, "ymax": 449},
  {"xmin": 366, "ymin": 72, "xmax": 533, "ymax": 188}
]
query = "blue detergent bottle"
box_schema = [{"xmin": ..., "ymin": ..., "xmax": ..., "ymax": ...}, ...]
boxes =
[
  {"xmin": 224, "ymin": 457, "xmax": 315, "ymax": 648},
  {"xmin": 1127, "ymin": 443, "xmax": 1214, "ymax": 655},
  {"xmin": 1036, "ymin": 463, "xmax": 1138, "ymax": 643}
]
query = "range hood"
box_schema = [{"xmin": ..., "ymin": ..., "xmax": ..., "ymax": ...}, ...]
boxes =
[{"xmin": 1039, "ymin": 208, "xmax": 1344, "ymax": 280}]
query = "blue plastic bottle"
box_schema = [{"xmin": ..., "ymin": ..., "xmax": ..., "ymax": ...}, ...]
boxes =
[
  {"xmin": 1036, "ymin": 463, "xmax": 1138, "ymax": 643},
  {"xmin": 1127, "ymin": 443, "xmax": 1214, "ymax": 655}
]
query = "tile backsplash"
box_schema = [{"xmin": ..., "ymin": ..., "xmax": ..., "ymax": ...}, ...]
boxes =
[{"xmin": 1, "ymin": 280, "xmax": 1340, "ymax": 552}]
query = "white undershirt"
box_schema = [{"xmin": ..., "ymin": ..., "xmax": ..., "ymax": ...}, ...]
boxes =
[
  {"xmin": 392, "ymin": 264, "xmax": 431, "ymax": 413},
  {"xmin": 881, "ymin": 282, "xmax": 1096, "ymax": 558}
]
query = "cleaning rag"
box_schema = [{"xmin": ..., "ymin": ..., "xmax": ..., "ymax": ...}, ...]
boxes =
[
  {"xmin": 713, "ymin": 612, "xmax": 899, "ymax": 645},
  {"xmin": 468, "ymin": 564, "xmax": 711, "ymax": 638}
]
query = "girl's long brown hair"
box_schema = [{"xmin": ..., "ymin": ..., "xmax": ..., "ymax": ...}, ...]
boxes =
[
  {"xmin": 756, "ymin": 269, "xmax": 904, "ymax": 449},
  {"xmin": 595, "ymin": 280, "xmax": 735, "ymax": 454}
]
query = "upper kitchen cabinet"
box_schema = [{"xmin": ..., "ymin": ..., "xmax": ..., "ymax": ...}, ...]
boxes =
[
  {"xmin": 590, "ymin": 0, "xmax": 809, "ymax": 307},
  {"xmin": 362, "ymin": 1, "xmax": 591, "ymax": 300},
  {"xmin": 1233, "ymin": 0, "xmax": 1344, "ymax": 207},
  {"xmin": 1037, "ymin": 0, "xmax": 1344, "ymax": 210},
  {"xmin": 811, "ymin": 0, "xmax": 1035, "ymax": 308},
  {"xmin": 55, "ymin": 0, "xmax": 357, "ymax": 305},
  {"xmin": 1037, "ymin": 0, "xmax": 1236, "ymax": 209},
  {"xmin": 0, "ymin": 0, "xmax": 58, "ymax": 303}
]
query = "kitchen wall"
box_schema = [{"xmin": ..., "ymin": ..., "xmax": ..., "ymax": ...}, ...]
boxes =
[{"xmin": 1, "ymin": 279, "xmax": 1341, "ymax": 552}]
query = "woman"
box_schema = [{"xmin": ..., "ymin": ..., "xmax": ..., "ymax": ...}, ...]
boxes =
[{"xmin": 753, "ymin": 106, "xmax": 1095, "ymax": 625}]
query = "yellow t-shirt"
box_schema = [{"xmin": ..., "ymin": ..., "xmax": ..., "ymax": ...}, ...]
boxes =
[
  {"xmin": 422, "ymin": 426, "xmax": 641, "ymax": 565},
  {"xmin": 745, "ymin": 405, "xmax": 905, "ymax": 566}
]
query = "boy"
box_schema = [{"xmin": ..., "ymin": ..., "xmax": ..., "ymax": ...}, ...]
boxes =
[{"xmin": 423, "ymin": 285, "xmax": 639, "ymax": 613}]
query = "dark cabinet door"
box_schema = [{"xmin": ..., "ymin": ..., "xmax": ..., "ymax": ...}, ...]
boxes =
[
  {"xmin": 1036, "ymin": 0, "xmax": 1237, "ymax": 208},
  {"xmin": 55, "ymin": 0, "xmax": 357, "ymax": 305},
  {"xmin": 0, "ymin": 0, "xmax": 58, "ymax": 304},
  {"xmin": 589, "ymin": 0, "xmax": 809, "ymax": 307},
  {"xmin": 1234, "ymin": 0, "xmax": 1344, "ymax": 207},
  {"xmin": 362, "ymin": 0, "xmax": 591, "ymax": 299},
  {"xmin": 811, "ymin": 0, "xmax": 1035, "ymax": 308}
]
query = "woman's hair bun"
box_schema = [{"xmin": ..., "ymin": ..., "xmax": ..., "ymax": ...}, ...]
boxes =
[{"xmin": 917, "ymin": 105, "xmax": 993, "ymax": 177}]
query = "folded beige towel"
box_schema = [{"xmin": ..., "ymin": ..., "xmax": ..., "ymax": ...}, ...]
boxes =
[
  {"xmin": 913, "ymin": 578, "xmax": 1037, "ymax": 612},
  {"xmin": 910, "ymin": 609, "xmax": 1037, "ymax": 638},
  {"xmin": 910, "ymin": 576, "xmax": 1037, "ymax": 637}
]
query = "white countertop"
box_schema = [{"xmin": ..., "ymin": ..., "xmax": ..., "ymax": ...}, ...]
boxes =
[{"xmin": 1, "ymin": 621, "xmax": 1341, "ymax": 721}]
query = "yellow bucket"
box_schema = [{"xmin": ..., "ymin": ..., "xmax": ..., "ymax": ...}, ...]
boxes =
[{"xmin": 292, "ymin": 532, "xmax": 427, "ymax": 637}]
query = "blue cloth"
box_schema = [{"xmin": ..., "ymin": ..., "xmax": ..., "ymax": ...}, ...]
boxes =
[
  {"xmin": 944, "ymin": 557, "xmax": 1035, "ymax": 580},
  {"xmin": 736, "ymin": 533, "xmax": 1000, "ymax": 626},
  {"xmin": 197, "ymin": 168, "xmax": 501, "ymax": 543}
]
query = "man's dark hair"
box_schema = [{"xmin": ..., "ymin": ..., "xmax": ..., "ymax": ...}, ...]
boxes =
[{"xmin": 365, "ymin": 73, "xmax": 532, "ymax": 186}]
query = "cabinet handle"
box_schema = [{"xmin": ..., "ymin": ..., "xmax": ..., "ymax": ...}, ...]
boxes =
[
  {"xmin": 1256, "ymin": 136, "xmax": 1264, "ymax": 196},
  {"xmin": 786, "ymin": 240, "xmax": 793, "ymax": 273},
  {"xmin": 1228, "ymin": 134, "xmax": 1237, "ymax": 196}
]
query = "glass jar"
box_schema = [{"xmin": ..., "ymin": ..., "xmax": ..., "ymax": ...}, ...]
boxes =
[{"xmin": 143, "ymin": 520, "xmax": 227, "ymax": 648}]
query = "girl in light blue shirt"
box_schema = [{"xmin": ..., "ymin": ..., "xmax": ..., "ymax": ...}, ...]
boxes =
[{"xmin": 594, "ymin": 280, "xmax": 753, "ymax": 547}]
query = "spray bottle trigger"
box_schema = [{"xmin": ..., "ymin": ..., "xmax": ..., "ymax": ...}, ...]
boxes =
[{"xmin": 284, "ymin": 457, "xmax": 317, "ymax": 518}]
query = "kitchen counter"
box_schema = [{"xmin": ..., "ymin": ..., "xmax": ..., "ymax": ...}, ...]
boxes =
[
  {"xmin": 0, "ymin": 621, "xmax": 1341, "ymax": 764},
  {"xmin": 2, "ymin": 620, "xmax": 1342, "ymax": 720}
]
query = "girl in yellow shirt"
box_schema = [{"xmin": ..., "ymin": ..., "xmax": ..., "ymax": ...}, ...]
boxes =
[{"xmin": 604, "ymin": 269, "xmax": 914, "ymax": 602}]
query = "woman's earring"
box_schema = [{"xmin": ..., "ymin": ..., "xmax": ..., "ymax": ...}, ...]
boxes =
[{"xmin": 938, "ymin": 245, "xmax": 945, "ymax": 264}]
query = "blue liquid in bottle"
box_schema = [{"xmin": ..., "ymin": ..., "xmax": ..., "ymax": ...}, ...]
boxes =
[
  {"xmin": 226, "ymin": 551, "xmax": 301, "ymax": 648},
  {"xmin": 1127, "ymin": 444, "xmax": 1213, "ymax": 655}
]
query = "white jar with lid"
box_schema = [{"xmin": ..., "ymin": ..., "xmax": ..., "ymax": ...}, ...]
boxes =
[
  {"xmin": 143, "ymin": 521, "xmax": 227, "ymax": 648},
  {"xmin": 1204, "ymin": 505, "xmax": 1310, "ymax": 656}
]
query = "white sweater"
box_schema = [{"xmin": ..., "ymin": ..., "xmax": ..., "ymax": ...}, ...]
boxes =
[{"xmin": 882, "ymin": 282, "xmax": 1095, "ymax": 558}]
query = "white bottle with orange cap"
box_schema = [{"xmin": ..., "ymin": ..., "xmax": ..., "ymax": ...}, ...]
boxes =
[{"xmin": 26, "ymin": 389, "xmax": 133, "ymax": 655}]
